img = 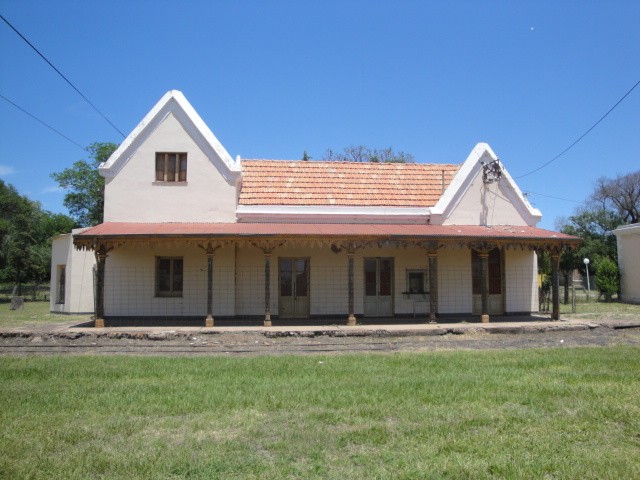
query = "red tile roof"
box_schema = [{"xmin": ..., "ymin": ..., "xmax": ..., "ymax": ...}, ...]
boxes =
[
  {"xmin": 239, "ymin": 160, "xmax": 460, "ymax": 207},
  {"xmin": 75, "ymin": 222, "xmax": 580, "ymax": 243}
]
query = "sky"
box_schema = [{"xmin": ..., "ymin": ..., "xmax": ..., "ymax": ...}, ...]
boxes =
[{"xmin": 1, "ymin": 0, "xmax": 638, "ymax": 230}]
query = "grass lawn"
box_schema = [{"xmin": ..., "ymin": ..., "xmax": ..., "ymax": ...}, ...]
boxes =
[
  {"xmin": 0, "ymin": 301, "xmax": 91, "ymax": 329},
  {"xmin": 1, "ymin": 347, "xmax": 639, "ymax": 479},
  {"xmin": 559, "ymin": 297, "xmax": 640, "ymax": 319}
]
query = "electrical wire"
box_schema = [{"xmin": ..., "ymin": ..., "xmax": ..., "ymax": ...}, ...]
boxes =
[
  {"xmin": 0, "ymin": 93, "xmax": 85, "ymax": 150},
  {"xmin": 515, "ymin": 79, "xmax": 640, "ymax": 179},
  {"xmin": 522, "ymin": 190, "xmax": 585, "ymax": 204},
  {"xmin": 0, "ymin": 13, "xmax": 126, "ymax": 138}
]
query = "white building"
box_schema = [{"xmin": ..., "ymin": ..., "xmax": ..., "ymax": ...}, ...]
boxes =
[
  {"xmin": 51, "ymin": 91, "xmax": 579, "ymax": 327},
  {"xmin": 613, "ymin": 224, "xmax": 640, "ymax": 303}
]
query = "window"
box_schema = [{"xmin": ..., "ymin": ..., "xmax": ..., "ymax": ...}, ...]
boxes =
[
  {"xmin": 406, "ymin": 269, "xmax": 428, "ymax": 294},
  {"xmin": 57, "ymin": 265, "xmax": 66, "ymax": 304},
  {"xmin": 155, "ymin": 257, "xmax": 183, "ymax": 297},
  {"xmin": 155, "ymin": 153, "xmax": 187, "ymax": 182}
]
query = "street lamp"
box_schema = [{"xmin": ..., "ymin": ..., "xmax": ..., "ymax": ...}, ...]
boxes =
[{"xmin": 583, "ymin": 258, "xmax": 590, "ymax": 301}]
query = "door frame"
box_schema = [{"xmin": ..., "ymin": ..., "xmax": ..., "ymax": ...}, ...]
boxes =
[
  {"xmin": 471, "ymin": 248, "xmax": 505, "ymax": 315},
  {"xmin": 363, "ymin": 257, "xmax": 394, "ymax": 316},
  {"xmin": 277, "ymin": 257, "xmax": 311, "ymax": 318}
]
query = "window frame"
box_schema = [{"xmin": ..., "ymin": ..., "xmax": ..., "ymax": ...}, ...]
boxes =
[
  {"xmin": 155, "ymin": 257, "xmax": 184, "ymax": 297},
  {"xmin": 405, "ymin": 268, "xmax": 429, "ymax": 295},
  {"xmin": 154, "ymin": 152, "xmax": 187, "ymax": 184}
]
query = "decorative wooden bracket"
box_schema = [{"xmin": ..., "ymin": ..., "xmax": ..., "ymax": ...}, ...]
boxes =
[
  {"xmin": 469, "ymin": 241, "xmax": 498, "ymax": 254},
  {"xmin": 94, "ymin": 242, "xmax": 114, "ymax": 260},
  {"xmin": 198, "ymin": 241, "xmax": 222, "ymax": 256},
  {"xmin": 251, "ymin": 240, "xmax": 285, "ymax": 254}
]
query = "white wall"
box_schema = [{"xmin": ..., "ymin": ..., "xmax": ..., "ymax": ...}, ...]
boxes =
[
  {"xmin": 50, "ymin": 231, "xmax": 96, "ymax": 313},
  {"xmin": 504, "ymin": 249, "xmax": 539, "ymax": 313},
  {"xmin": 103, "ymin": 112, "xmax": 237, "ymax": 223},
  {"xmin": 444, "ymin": 179, "xmax": 529, "ymax": 226},
  {"xmin": 614, "ymin": 224, "xmax": 640, "ymax": 303},
  {"xmin": 437, "ymin": 247, "xmax": 473, "ymax": 314},
  {"xmin": 96, "ymin": 241, "xmax": 540, "ymax": 318},
  {"xmin": 104, "ymin": 244, "xmax": 236, "ymax": 317}
]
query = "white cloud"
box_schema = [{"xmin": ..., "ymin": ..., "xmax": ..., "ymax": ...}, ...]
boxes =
[
  {"xmin": 0, "ymin": 164, "xmax": 17, "ymax": 176},
  {"xmin": 43, "ymin": 185, "xmax": 64, "ymax": 193}
]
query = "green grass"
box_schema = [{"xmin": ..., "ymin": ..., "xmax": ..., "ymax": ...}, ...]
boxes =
[
  {"xmin": 0, "ymin": 301, "xmax": 91, "ymax": 328},
  {"xmin": 559, "ymin": 296, "xmax": 640, "ymax": 319},
  {"xmin": 1, "ymin": 348, "xmax": 639, "ymax": 479}
]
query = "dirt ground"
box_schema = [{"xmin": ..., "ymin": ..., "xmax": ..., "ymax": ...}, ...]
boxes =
[{"xmin": 1, "ymin": 324, "xmax": 639, "ymax": 357}]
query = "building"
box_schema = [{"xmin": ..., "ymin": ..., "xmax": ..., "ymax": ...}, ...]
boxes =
[
  {"xmin": 613, "ymin": 224, "xmax": 640, "ymax": 303},
  {"xmin": 51, "ymin": 90, "xmax": 579, "ymax": 327}
]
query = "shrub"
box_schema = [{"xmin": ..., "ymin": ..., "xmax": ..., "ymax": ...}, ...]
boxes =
[{"xmin": 595, "ymin": 257, "xmax": 619, "ymax": 302}]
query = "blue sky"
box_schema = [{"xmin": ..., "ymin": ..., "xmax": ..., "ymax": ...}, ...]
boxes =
[{"xmin": 1, "ymin": 0, "xmax": 638, "ymax": 230}]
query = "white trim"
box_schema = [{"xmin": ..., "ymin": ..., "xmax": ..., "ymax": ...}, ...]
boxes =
[
  {"xmin": 613, "ymin": 223, "xmax": 640, "ymax": 237},
  {"xmin": 431, "ymin": 143, "xmax": 542, "ymax": 226},
  {"xmin": 99, "ymin": 91, "xmax": 240, "ymax": 183},
  {"xmin": 237, "ymin": 205, "xmax": 432, "ymax": 224}
]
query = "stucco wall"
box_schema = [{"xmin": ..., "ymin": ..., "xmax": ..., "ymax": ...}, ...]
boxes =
[
  {"xmin": 50, "ymin": 231, "xmax": 96, "ymax": 313},
  {"xmin": 98, "ymin": 242, "xmax": 539, "ymax": 318},
  {"xmin": 103, "ymin": 112, "xmax": 237, "ymax": 223},
  {"xmin": 104, "ymin": 244, "xmax": 236, "ymax": 317},
  {"xmin": 614, "ymin": 224, "xmax": 640, "ymax": 303},
  {"xmin": 504, "ymin": 249, "xmax": 539, "ymax": 313},
  {"xmin": 437, "ymin": 248, "xmax": 473, "ymax": 314},
  {"xmin": 443, "ymin": 179, "xmax": 529, "ymax": 226}
]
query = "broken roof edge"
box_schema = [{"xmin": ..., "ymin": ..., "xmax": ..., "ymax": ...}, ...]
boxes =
[{"xmin": 99, "ymin": 90, "xmax": 240, "ymax": 180}]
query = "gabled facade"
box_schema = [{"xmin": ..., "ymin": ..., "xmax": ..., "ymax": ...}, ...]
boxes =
[{"xmin": 52, "ymin": 91, "xmax": 579, "ymax": 327}]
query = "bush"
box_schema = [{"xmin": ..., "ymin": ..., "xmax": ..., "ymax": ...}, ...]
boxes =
[{"xmin": 595, "ymin": 257, "xmax": 619, "ymax": 302}]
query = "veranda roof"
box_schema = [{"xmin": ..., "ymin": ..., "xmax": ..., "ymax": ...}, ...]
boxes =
[{"xmin": 74, "ymin": 222, "xmax": 579, "ymax": 246}]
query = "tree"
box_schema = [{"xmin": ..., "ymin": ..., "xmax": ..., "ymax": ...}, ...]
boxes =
[
  {"xmin": 556, "ymin": 207, "xmax": 621, "ymax": 275},
  {"xmin": 0, "ymin": 179, "xmax": 75, "ymax": 292},
  {"xmin": 322, "ymin": 145, "xmax": 415, "ymax": 163},
  {"xmin": 591, "ymin": 170, "xmax": 640, "ymax": 224},
  {"xmin": 51, "ymin": 142, "xmax": 118, "ymax": 227},
  {"xmin": 594, "ymin": 257, "xmax": 619, "ymax": 302}
]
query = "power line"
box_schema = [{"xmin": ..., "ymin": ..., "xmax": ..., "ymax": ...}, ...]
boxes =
[
  {"xmin": 515, "ymin": 79, "xmax": 640, "ymax": 179},
  {"xmin": 0, "ymin": 93, "xmax": 85, "ymax": 150},
  {"xmin": 522, "ymin": 190, "xmax": 585, "ymax": 204},
  {"xmin": 0, "ymin": 13, "xmax": 126, "ymax": 138}
]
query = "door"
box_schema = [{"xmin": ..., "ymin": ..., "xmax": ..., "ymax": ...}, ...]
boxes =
[
  {"xmin": 471, "ymin": 248, "xmax": 504, "ymax": 315},
  {"xmin": 364, "ymin": 257, "xmax": 394, "ymax": 316},
  {"xmin": 279, "ymin": 258, "xmax": 310, "ymax": 318}
]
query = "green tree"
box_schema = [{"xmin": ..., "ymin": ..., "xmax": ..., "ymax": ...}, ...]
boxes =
[
  {"xmin": 594, "ymin": 256, "xmax": 619, "ymax": 302},
  {"xmin": 51, "ymin": 142, "xmax": 118, "ymax": 227},
  {"xmin": 0, "ymin": 179, "xmax": 75, "ymax": 292},
  {"xmin": 556, "ymin": 207, "xmax": 621, "ymax": 276}
]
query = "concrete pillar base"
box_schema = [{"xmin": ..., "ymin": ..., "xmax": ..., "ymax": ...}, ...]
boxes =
[
  {"xmin": 264, "ymin": 314, "xmax": 272, "ymax": 327},
  {"xmin": 205, "ymin": 315, "xmax": 214, "ymax": 327},
  {"xmin": 481, "ymin": 314, "xmax": 490, "ymax": 324},
  {"xmin": 347, "ymin": 315, "xmax": 357, "ymax": 326},
  {"xmin": 95, "ymin": 318, "xmax": 105, "ymax": 328}
]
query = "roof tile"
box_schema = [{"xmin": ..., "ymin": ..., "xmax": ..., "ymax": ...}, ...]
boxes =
[{"xmin": 239, "ymin": 160, "xmax": 460, "ymax": 207}]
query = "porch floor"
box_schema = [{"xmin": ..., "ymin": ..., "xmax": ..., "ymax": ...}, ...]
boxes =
[{"xmin": 89, "ymin": 314, "xmax": 553, "ymax": 328}]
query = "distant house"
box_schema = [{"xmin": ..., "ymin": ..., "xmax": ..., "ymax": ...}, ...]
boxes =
[
  {"xmin": 50, "ymin": 91, "xmax": 579, "ymax": 327},
  {"xmin": 613, "ymin": 224, "xmax": 640, "ymax": 303}
]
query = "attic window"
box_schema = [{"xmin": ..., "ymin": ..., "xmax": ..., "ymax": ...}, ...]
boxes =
[{"xmin": 155, "ymin": 153, "xmax": 187, "ymax": 182}]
